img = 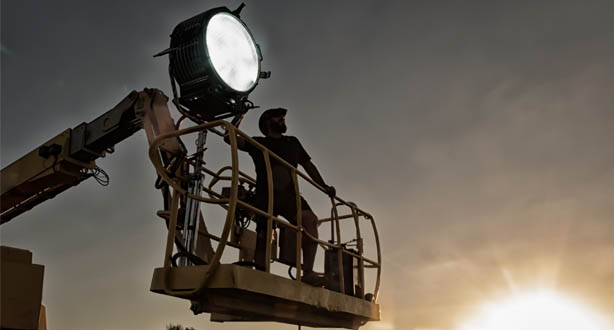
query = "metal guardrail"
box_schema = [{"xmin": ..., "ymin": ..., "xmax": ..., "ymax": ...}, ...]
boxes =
[{"xmin": 148, "ymin": 120, "xmax": 381, "ymax": 300}]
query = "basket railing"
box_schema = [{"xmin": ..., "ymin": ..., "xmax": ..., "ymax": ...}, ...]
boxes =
[{"xmin": 148, "ymin": 120, "xmax": 381, "ymax": 300}]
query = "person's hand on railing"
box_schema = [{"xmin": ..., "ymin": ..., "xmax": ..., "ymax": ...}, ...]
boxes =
[{"xmin": 325, "ymin": 185, "xmax": 336, "ymax": 198}]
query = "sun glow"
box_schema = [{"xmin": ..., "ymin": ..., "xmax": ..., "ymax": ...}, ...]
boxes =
[{"xmin": 458, "ymin": 291, "xmax": 610, "ymax": 330}]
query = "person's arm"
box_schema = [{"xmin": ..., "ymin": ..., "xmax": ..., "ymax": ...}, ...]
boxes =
[
  {"xmin": 302, "ymin": 160, "xmax": 336, "ymax": 197},
  {"xmin": 222, "ymin": 115, "xmax": 251, "ymax": 152},
  {"xmin": 223, "ymin": 133, "xmax": 249, "ymax": 152}
]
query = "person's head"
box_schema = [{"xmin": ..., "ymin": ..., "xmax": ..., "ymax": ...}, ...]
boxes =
[{"xmin": 259, "ymin": 108, "xmax": 288, "ymax": 136}]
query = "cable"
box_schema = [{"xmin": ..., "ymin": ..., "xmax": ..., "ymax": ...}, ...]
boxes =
[
  {"xmin": 82, "ymin": 166, "xmax": 109, "ymax": 186},
  {"xmin": 92, "ymin": 166, "xmax": 109, "ymax": 186}
]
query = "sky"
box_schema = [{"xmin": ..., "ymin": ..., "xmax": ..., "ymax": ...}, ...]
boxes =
[{"xmin": 1, "ymin": 1, "xmax": 613, "ymax": 329}]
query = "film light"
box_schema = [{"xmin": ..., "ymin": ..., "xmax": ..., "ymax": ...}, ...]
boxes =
[{"xmin": 156, "ymin": 4, "xmax": 269, "ymax": 123}]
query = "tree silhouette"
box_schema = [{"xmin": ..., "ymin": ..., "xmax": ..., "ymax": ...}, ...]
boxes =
[{"xmin": 166, "ymin": 324, "xmax": 196, "ymax": 330}]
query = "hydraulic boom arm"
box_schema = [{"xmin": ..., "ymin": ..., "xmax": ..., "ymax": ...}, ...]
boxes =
[{"xmin": 0, "ymin": 88, "xmax": 176, "ymax": 224}]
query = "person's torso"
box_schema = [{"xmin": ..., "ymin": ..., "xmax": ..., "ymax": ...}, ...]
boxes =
[{"xmin": 249, "ymin": 136, "xmax": 303, "ymax": 194}]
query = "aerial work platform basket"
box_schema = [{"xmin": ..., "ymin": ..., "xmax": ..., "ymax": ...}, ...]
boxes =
[{"xmin": 146, "ymin": 119, "xmax": 381, "ymax": 329}]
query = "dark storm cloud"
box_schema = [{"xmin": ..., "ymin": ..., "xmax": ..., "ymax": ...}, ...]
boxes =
[{"xmin": 2, "ymin": 1, "xmax": 613, "ymax": 329}]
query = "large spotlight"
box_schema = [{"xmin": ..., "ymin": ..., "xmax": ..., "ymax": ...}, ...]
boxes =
[{"xmin": 156, "ymin": 4, "xmax": 269, "ymax": 123}]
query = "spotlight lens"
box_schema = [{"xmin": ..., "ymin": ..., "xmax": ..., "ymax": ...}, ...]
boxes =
[{"xmin": 206, "ymin": 13, "xmax": 259, "ymax": 92}]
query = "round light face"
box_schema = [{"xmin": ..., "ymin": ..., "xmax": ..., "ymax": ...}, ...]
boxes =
[{"xmin": 205, "ymin": 12, "xmax": 259, "ymax": 92}]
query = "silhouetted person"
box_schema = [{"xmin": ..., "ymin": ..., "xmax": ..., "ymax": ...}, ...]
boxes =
[{"xmin": 227, "ymin": 108, "xmax": 335, "ymax": 285}]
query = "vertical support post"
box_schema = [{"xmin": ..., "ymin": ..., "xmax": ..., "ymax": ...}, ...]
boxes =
[
  {"xmin": 263, "ymin": 150, "xmax": 273, "ymax": 273},
  {"xmin": 292, "ymin": 168, "xmax": 302, "ymax": 281},
  {"xmin": 182, "ymin": 130, "xmax": 207, "ymax": 266},
  {"xmin": 164, "ymin": 188, "xmax": 180, "ymax": 268},
  {"xmin": 331, "ymin": 199, "xmax": 344, "ymax": 293},
  {"xmin": 369, "ymin": 214, "xmax": 382, "ymax": 300},
  {"xmin": 336, "ymin": 247, "xmax": 345, "ymax": 294},
  {"xmin": 351, "ymin": 206, "xmax": 365, "ymax": 298},
  {"xmin": 330, "ymin": 210, "xmax": 335, "ymax": 242}
]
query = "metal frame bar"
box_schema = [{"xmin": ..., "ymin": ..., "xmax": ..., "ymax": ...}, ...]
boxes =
[{"xmin": 148, "ymin": 120, "xmax": 382, "ymax": 300}]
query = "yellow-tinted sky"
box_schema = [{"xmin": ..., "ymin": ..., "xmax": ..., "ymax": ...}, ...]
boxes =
[{"xmin": 1, "ymin": 1, "xmax": 613, "ymax": 329}]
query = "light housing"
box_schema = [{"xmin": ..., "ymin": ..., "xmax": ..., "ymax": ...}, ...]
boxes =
[{"xmin": 159, "ymin": 5, "xmax": 267, "ymax": 123}]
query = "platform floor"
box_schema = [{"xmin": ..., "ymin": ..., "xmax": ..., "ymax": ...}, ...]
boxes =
[{"xmin": 150, "ymin": 264, "xmax": 379, "ymax": 329}]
